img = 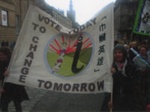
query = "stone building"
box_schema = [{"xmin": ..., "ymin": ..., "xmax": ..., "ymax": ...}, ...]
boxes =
[
  {"xmin": 0, "ymin": 0, "xmax": 73, "ymax": 48},
  {"xmin": 114, "ymin": 0, "xmax": 145, "ymax": 43},
  {"xmin": 37, "ymin": 0, "xmax": 73, "ymax": 29},
  {"xmin": 0, "ymin": 0, "xmax": 16, "ymax": 46},
  {"xmin": 1, "ymin": 0, "xmax": 144, "ymax": 47}
]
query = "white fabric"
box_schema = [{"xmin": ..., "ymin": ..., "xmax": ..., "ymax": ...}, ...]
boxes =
[{"xmin": 6, "ymin": 3, "xmax": 114, "ymax": 94}]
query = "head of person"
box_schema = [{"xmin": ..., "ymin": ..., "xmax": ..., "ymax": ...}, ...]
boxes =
[
  {"xmin": 0, "ymin": 46, "xmax": 12, "ymax": 62},
  {"xmin": 124, "ymin": 44, "xmax": 129, "ymax": 51},
  {"xmin": 138, "ymin": 44, "xmax": 148, "ymax": 57},
  {"xmin": 114, "ymin": 44, "xmax": 127, "ymax": 62},
  {"xmin": 129, "ymin": 41, "xmax": 138, "ymax": 49}
]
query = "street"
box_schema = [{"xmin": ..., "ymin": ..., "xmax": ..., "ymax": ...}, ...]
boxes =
[
  {"xmin": 30, "ymin": 90, "xmax": 104, "ymax": 112},
  {"xmin": 7, "ymin": 87, "xmax": 104, "ymax": 112}
]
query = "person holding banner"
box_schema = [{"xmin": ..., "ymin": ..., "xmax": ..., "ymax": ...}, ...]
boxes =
[
  {"xmin": 0, "ymin": 46, "xmax": 29, "ymax": 112},
  {"xmin": 101, "ymin": 44, "xmax": 137, "ymax": 111}
]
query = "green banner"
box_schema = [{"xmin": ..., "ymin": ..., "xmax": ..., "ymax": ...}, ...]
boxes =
[{"xmin": 133, "ymin": 0, "xmax": 150, "ymax": 36}]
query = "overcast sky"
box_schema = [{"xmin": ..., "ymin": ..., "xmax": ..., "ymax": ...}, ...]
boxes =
[{"xmin": 45, "ymin": 0, "xmax": 116, "ymax": 25}]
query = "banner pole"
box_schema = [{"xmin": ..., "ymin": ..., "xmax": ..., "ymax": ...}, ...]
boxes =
[
  {"xmin": 130, "ymin": 32, "xmax": 134, "ymax": 42},
  {"xmin": 109, "ymin": 80, "xmax": 113, "ymax": 112},
  {"xmin": 109, "ymin": 93, "xmax": 113, "ymax": 112}
]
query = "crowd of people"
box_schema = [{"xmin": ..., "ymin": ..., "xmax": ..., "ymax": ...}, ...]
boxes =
[
  {"xmin": 101, "ymin": 40, "xmax": 150, "ymax": 112},
  {"xmin": 0, "ymin": 39, "xmax": 150, "ymax": 112}
]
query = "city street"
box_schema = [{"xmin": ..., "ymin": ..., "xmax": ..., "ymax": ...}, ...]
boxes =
[
  {"xmin": 30, "ymin": 90, "xmax": 104, "ymax": 112},
  {"xmin": 7, "ymin": 87, "xmax": 104, "ymax": 112}
]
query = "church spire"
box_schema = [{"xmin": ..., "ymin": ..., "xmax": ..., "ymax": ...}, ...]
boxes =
[
  {"xmin": 69, "ymin": 0, "xmax": 73, "ymax": 11},
  {"xmin": 67, "ymin": 0, "xmax": 76, "ymax": 23}
]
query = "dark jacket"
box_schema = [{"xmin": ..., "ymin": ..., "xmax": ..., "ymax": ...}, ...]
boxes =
[
  {"xmin": 0, "ymin": 60, "xmax": 29, "ymax": 102},
  {"xmin": 148, "ymin": 70, "xmax": 150, "ymax": 104},
  {"xmin": 101, "ymin": 59, "xmax": 137, "ymax": 111},
  {"xmin": 134, "ymin": 60, "xmax": 150, "ymax": 110},
  {"xmin": 112, "ymin": 59, "xmax": 136, "ymax": 111}
]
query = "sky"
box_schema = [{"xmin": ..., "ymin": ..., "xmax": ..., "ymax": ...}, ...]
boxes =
[{"xmin": 45, "ymin": 0, "xmax": 116, "ymax": 25}]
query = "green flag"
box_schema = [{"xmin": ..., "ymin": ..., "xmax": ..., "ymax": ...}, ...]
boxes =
[{"xmin": 133, "ymin": 0, "xmax": 150, "ymax": 36}]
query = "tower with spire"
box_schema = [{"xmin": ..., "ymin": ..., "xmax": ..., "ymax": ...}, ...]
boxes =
[{"xmin": 67, "ymin": 0, "xmax": 76, "ymax": 23}]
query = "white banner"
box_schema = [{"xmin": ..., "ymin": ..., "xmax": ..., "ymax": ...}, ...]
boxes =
[{"xmin": 6, "ymin": 3, "xmax": 114, "ymax": 94}]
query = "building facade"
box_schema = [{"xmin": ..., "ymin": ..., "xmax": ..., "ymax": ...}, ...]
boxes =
[
  {"xmin": 0, "ymin": 0, "xmax": 16, "ymax": 46},
  {"xmin": 1, "ymin": 0, "xmax": 145, "ymax": 48},
  {"xmin": 0, "ymin": 0, "xmax": 73, "ymax": 48},
  {"xmin": 114, "ymin": 0, "xmax": 147, "ymax": 43}
]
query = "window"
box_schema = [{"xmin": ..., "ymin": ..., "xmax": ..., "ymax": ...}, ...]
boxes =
[
  {"xmin": 16, "ymin": 15, "xmax": 20, "ymax": 35},
  {"xmin": 1, "ymin": 10, "xmax": 8, "ymax": 26}
]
